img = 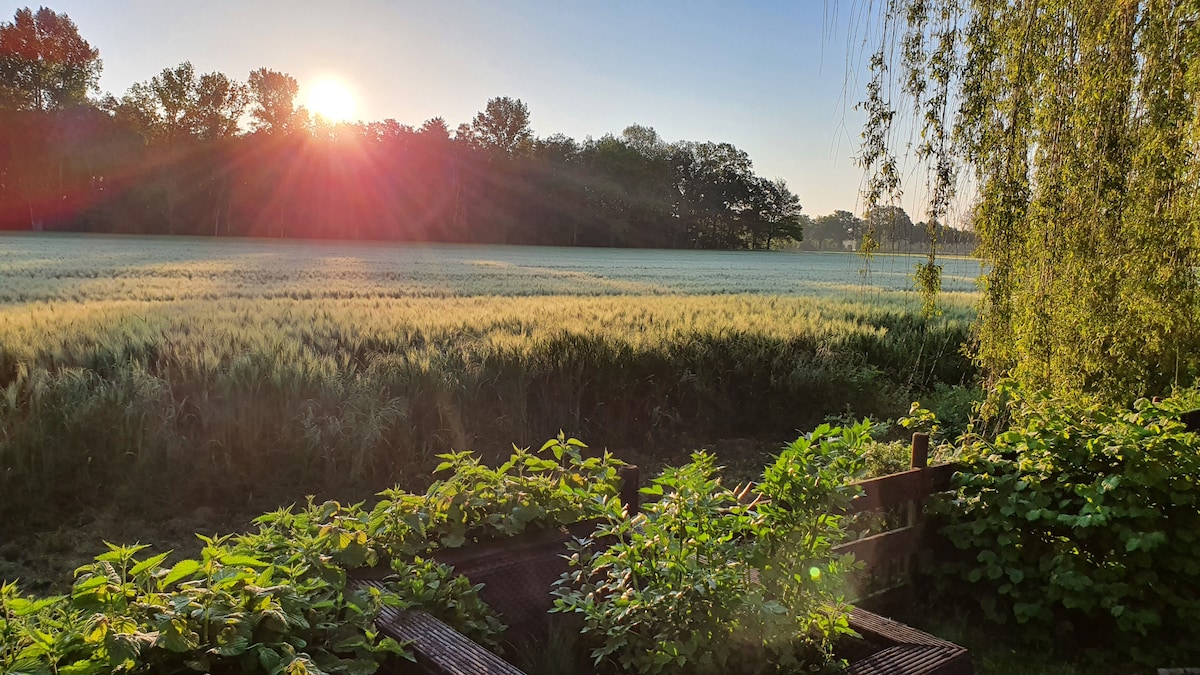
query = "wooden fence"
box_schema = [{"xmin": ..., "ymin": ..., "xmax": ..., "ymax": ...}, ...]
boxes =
[
  {"xmin": 835, "ymin": 432, "xmax": 957, "ymax": 606},
  {"xmin": 614, "ymin": 432, "xmax": 957, "ymax": 606}
]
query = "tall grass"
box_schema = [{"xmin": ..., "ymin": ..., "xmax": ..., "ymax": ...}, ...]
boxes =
[
  {"xmin": 0, "ymin": 235, "xmax": 980, "ymax": 527},
  {"xmin": 0, "ymin": 295, "xmax": 974, "ymax": 526}
]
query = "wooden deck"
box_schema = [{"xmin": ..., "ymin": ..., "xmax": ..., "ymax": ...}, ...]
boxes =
[
  {"xmin": 842, "ymin": 608, "xmax": 972, "ymax": 675},
  {"xmin": 353, "ymin": 578, "xmax": 523, "ymax": 675}
]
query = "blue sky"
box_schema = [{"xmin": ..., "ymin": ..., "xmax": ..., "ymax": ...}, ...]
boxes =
[{"xmin": 8, "ymin": 0, "xmax": 898, "ymax": 217}]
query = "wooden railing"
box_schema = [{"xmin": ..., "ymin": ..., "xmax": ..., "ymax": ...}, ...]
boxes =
[
  {"xmin": 836, "ymin": 433, "xmax": 958, "ymax": 606},
  {"xmin": 615, "ymin": 432, "xmax": 958, "ymax": 605}
]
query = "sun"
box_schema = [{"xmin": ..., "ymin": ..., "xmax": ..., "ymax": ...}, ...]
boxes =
[{"xmin": 306, "ymin": 79, "xmax": 356, "ymax": 122}]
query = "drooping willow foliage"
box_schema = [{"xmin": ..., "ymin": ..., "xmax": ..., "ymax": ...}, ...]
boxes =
[{"xmin": 861, "ymin": 0, "xmax": 1200, "ymax": 398}]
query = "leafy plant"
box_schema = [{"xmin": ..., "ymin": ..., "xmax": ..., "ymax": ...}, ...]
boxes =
[
  {"xmin": 381, "ymin": 557, "xmax": 505, "ymax": 651},
  {"xmin": 0, "ymin": 434, "xmax": 625, "ymax": 673},
  {"xmin": 552, "ymin": 423, "xmax": 869, "ymax": 675},
  {"xmin": 1, "ymin": 537, "xmax": 409, "ymax": 675},
  {"xmin": 936, "ymin": 384, "xmax": 1200, "ymax": 663},
  {"xmin": 368, "ymin": 433, "xmax": 626, "ymax": 554}
]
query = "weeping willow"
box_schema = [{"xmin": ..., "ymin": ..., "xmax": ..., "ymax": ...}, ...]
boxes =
[{"xmin": 861, "ymin": 0, "xmax": 1200, "ymax": 398}]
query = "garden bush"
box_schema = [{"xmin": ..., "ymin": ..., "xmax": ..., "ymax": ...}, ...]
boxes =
[
  {"xmin": 551, "ymin": 422, "xmax": 871, "ymax": 674},
  {"xmin": 0, "ymin": 435, "xmax": 621, "ymax": 674},
  {"xmin": 936, "ymin": 385, "xmax": 1200, "ymax": 663},
  {"xmin": 1, "ymin": 427, "xmax": 872, "ymax": 674}
]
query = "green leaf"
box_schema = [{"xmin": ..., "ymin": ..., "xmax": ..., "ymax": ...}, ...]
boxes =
[
  {"xmin": 439, "ymin": 531, "xmax": 465, "ymax": 548},
  {"xmin": 257, "ymin": 646, "xmax": 283, "ymax": 672},
  {"xmin": 129, "ymin": 551, "xmax": 171, "ymax": 577},
  {"xmin": 71, "ymin": 576, "xmax": 108, "ymax": 596},
  {"xmin": 220, "ymin": 554, "xmax": 270, "ymax": 568},
  {"xmin": 211, "ymin": 635, "xmax": 250, "ymax": 657},
  {"xmin": 10, "ymin": 595, "xmax": 64, "ymax": 617},
  {"xmin": 160, "ymin": 559, "xmax": 202, "ymax": 587},
  {"xmin": 59, "ymin": 662, "xmax": 107, "ymax": 675}
]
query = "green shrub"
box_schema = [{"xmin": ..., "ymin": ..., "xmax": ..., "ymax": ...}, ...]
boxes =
[
  {"xmin": 369, "ymin": 434, "xmax": 625, "ymax": 554},
  {"xmin": 916, "ymin": 382, "xmax": 985, "ymax": 441},
  {"xmin": 937, "ymin": 385, "xmax": 1200, "ymax": 663},
  {"xmin": 0, "ymin": 435, "xmax": 622, "ymax": 674},
  {"xmin": 0, "ymin": 538, "xmax": 411, "ymax": 675},
  {"xmin": 551, "ymin": 423, "xmax": 869, "ymax": 675},
  {"xmin": 1, "ymin": 428, "xmax": 878, "ymax": 674}
]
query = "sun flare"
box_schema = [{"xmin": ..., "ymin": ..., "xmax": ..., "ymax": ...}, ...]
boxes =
[{"xmin": 306, "ymin": 79, "xmax": 355, "ymax": 122}]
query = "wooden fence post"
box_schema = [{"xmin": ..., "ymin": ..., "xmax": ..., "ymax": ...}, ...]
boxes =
[
  {"xmin": 618, "ymin": 465, "xmax": 640, "ymax": 517},
  {"xmin": 907, "ymin": 433, "xmax": 931, "ymax": 594},
  {"xmin": 910, "ymin": 433, "xmax": 930, "ymax": 470}
]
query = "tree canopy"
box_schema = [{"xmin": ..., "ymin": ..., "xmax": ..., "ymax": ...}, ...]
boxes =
[
  {"xmin": 0, "ymin": 7, "xmax": 827, "ymax": 251},
  {"xmin": 863, "ymin": 0, "xmax": 1200, "ymax": 398},
  {"xmin": 0, "ymin": 7, "xmax": 98, "ymax": 111}
]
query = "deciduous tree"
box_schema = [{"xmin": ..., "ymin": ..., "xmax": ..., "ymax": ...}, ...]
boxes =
[
  {"xmin": 247, "ymin": 68, "xmax": 301, "ymax": 135},
  {"xmin": 0, "ymin": 7, "xmax": 99, "ymax": 111},
  {"xmin": 863, "ymin": 0, "xmax": 1200, "ymax": 397},
  {"xmin": 470, "ymin": 96, "xmax": 533, "ymax": 155}
]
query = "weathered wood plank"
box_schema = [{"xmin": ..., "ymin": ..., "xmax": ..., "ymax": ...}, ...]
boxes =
[
  {"xmin": 844, "ymin": 463, "xmax": 957, "ymax": 515},
  {"xmin": 841, "ymin": 645, "xmax": 972, "ymax": 675},
  {"xmin": 351, "ymin": 579, "xmax": 525, "ymax": 675},
  {"xmin": 911, "ymin": 433, "xmax": 930, "ymax": 469},
  {"xmin": 848, "ymin": 607, "xmax": 961, "ymax": 648},
  {"xmin": 833, "ymin": 526, "xmax": 920, "ymax": 567},
  {"xmin": 838, "ymin": 608, "xmax": 973, "ymax": 674}
]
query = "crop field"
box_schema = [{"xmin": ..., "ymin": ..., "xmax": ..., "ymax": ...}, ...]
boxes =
[
  {"xmin": 0, "ymin": 233, "xmax": 980, "ymax": 537},
  {"xmin": 0, "ymin": 233, "xmax": 981, "ymax": 302}
]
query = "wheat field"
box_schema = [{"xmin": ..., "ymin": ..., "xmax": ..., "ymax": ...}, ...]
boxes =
[{"xmin": 0, "ymin": 233, "xmax": 980, "ymax": 526}]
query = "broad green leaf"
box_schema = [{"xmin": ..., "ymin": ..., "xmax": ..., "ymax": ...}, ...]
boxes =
[
  {"xmin": 220, "ymin": 554, "xmax": 270, "ymax": 568},
  {"xmin": 129, "ymin": 552, "xmax": 171, "ymax": 577},
  {"xmin": 160, "ymin": 559, "xmax": 202, "ymax": 587},
  {"xmin": 10, "ymin": 595, "xmax": 64, "ymax": 617},
  {"xmin": 211, "ymin": 635, "xmax": 250, "ymax": 657}
]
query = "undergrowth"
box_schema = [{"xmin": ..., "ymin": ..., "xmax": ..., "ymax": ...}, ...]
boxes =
[
  {"xmin": 931, "ymin": 385, "xmax": 1200, "ymax": 666},
  {"xmin": 2, "ymin": 428, "xmax": 869, "ymax": 675}
]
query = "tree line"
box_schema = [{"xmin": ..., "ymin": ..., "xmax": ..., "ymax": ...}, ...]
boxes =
[
  {"xmin": 0, "ymin": 7, "xmax": 974, "ymax": 252},
  {"xmin": 801, "ymin": 206, "xmax": 975, "ymax": 255}
]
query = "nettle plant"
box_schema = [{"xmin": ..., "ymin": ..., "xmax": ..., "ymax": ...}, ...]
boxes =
[
  {"xmin": 2, "ymin": 538, "xmax": 409, "ymax": 675},
  {"xmin": 0, "ymin": 434, "xmax": 622, "ymax": 674},
  {"xmin": 938, "ymin": 385, "xmax": 1200, "ymax": 663},
  {"xmin": 552, "ymin": 422, "xmax": 870, "ymax": 675},
  {"xmin": 368, "ymin": 433, "xmax": 627, "ymax": 554}
]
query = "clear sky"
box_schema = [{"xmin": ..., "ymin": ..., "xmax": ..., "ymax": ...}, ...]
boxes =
[{"xmin": 6, "ymin": 0, "xmax": 897, "ymax": 217}]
